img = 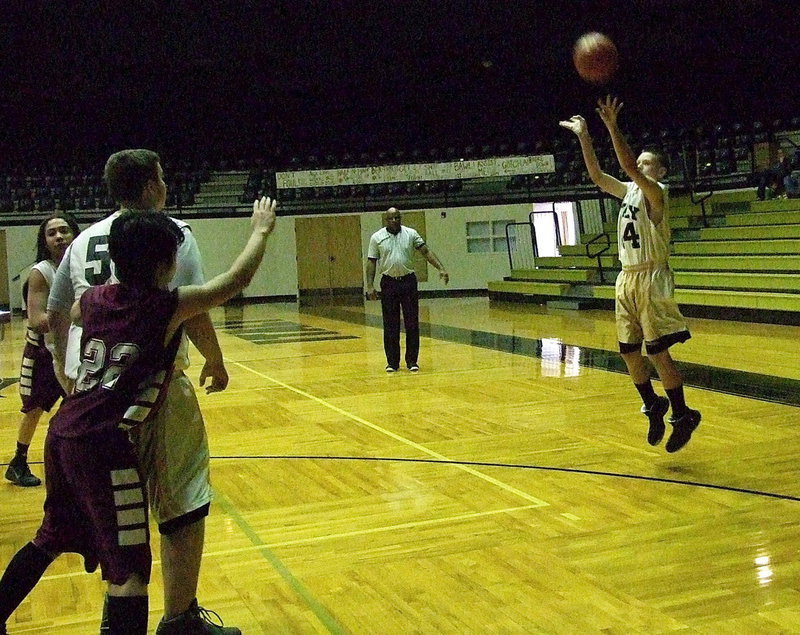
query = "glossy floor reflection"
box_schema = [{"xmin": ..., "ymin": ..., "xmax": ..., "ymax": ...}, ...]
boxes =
[
  {"xmin": 312, "ymin": 302, "xmax": 800, "ymax": 406},
  {"xmin": 1, "ymin": 297, "xmax": 799, "ymax": 633}
]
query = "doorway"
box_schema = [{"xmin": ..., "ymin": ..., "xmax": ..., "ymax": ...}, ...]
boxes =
[{"xmin": 295, "ymin": 215, "xmax": 364, "ymax": 304}]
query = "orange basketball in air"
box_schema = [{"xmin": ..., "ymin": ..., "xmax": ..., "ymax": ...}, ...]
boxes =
[{"xmin": 573, "ymin": 32, "xmax": 618, "ymax": 85}]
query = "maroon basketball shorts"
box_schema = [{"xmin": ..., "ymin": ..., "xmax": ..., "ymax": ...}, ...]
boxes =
[
  {"xmin": 19, "ymin": 343, "xmax": 64, "ymax": 413},
  {"xmin": 34, "ymin": 428, "xmax": 152, "ymax": 586}
]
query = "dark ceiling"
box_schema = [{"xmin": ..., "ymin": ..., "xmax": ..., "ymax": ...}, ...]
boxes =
[{"xmin": 1, "ymin": 0, "xmax": 797, "ymax": 167}]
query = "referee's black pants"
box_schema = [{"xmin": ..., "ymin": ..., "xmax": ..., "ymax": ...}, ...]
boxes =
[{"xmin": 380, "ymin": 273, "xmax": 419, "ymax": 369}]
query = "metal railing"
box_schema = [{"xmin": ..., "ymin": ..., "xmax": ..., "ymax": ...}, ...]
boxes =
[
  {"xmin": 505, "ymin": 208, "xmax": 566, "ymax": 272},
  {"xmin": 528, "ymin": 208, "xmax": 562, "ymax": 252},
  {"xmin": 681, "ymin": 146, "xmax": 713, "ymax": 227},
  {"xmin": 505, "ymin": 221, "xmax": 537, "ymax": 271},
  {"xmin": 585, "ymin": 232, "xmax": 611, "ymax": 283}
]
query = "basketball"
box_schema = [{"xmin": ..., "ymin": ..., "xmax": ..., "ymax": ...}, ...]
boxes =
[{"xmin": 573, "ymin": 32, "xmax": 618, "ymax": 85}]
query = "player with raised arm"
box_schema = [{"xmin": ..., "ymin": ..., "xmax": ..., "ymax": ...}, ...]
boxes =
[
  {"xmin": 559, "ymin": 96, "xmax": 700, "ymax": 453},
  {"xmin": 0, "ymin": 197, "xmax": 276, "ymax": 635},
  {"xmin": 45, "ymin": 149, "xmax": 236, "ymax": 632}
]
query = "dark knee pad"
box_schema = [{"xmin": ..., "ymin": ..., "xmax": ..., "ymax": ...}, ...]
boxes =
[
  {"xmin": 619, "ymin": 341, "xmax": 643, "ymax": 355},
  {"xmin": 157, "ymin": 503, "xmax": 210, "ymax": 536}
]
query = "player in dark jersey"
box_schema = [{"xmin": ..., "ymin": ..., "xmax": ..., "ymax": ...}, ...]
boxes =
[
  {"xmin": 0, "ymin": 198, "xmax": 276, "ymax": 635},
  {"xmin": 48, "ymin": 149, "xmax": 232, "ymax": 632}
]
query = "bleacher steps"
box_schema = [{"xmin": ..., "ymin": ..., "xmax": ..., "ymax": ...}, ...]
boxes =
[
  {"xmin": 507, "ymin": 268, "xmax": 595, "ymax": 282},
  {"xmin": 670, "ymin": 255, "xmax": 800, "ymax": 272},
  {"xmin": 674, "ymin": 288, "xmax": 800, "ymax": 312},
  {"xmin": 537, "ymin": 255, "xmax": 619, "ymax": 269},
  {"xmin": 193, "ymin": 171, "xmax": 250, "ymax": 207},
  {"xmin": 487, "ymin": 280, "xmax": 570, "ymax": 296},
  {"xmin": 724, "ymin": 210, "xmax": 800, "ymax": 227},
  {"xmin": 676, "ymin": 271, "xmax": 800, "ymax": 292},
  {"xmin": 490, "ymin": 280, "xmax": 800, "ymax": 313},
  {"xmin": 561, "ymin": 244, "xmax": 619, "ymax": 256},
  {"xmin": 673, "ymin": 239, "xmax": 800, "ymax": 255},
  {"xmin": 489, "ymin": 188, "xmax": 800, "ymax": 322},
  {"xmin": 700, "ymin": 224, "xmax": 800, "ymax": 240},
  {"xmin": 208, "ymin": 171, "xmax": 249, "ymax": 185}
]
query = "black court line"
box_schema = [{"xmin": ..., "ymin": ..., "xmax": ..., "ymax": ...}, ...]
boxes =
[
  {"xmin": 6, "ymin": 455, "xmax": 799, "ymax": 503},
  {"xmin": 308, "ymin": 306, "xmax": 800, "ymax": 408},
  {"xmin": 209, "ymin": 455, "xmax": 800, "ymax": 503}
]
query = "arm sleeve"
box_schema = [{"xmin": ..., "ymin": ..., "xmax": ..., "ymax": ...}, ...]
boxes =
[
  {"xmin": 171, "ymin": 224, "xmax": 205, "ymax": 288},
  {"xmin": 367, "ymin": 234, "xmax": 380, "ymax": 260},
  {"xmin": 411, "ymin": 229, "xmax": 425, "ymax": 249},
  {"xmin": 47, "ymin": 244, "xmax": 75, "ymax": 313}
]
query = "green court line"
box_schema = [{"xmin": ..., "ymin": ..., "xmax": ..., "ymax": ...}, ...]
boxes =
[{"xmin": 213, "ymin": 491, "xmax": 347, "ymax": 634}]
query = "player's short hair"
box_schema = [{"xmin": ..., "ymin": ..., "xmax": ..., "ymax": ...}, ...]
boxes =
[
  {"xmin": 35, "ymin": 212, "xmax": 81, "ymax": 263},
  {"xmin": 104, "ymin": 149, "xmax": 161, "ymax": 204},
  {"xmin": 109, "ymin": 211, "xmax": 185, "ymax": 287},
  {"xmin": 641, "ymin": 146, "xmax": 670, "ymax": 173}
]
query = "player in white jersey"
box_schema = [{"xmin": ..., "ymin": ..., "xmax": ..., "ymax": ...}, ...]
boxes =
[
  {"xmin": 47, "ymin": 150, "xmax": 240, "ymax": 633},
  {"xmin": 5, "ymin": 213, "xmax": 79, "ymax": 487},
  {"xmin": 560, "ymin": 96, "xmax": 700, "ymax": 453}
]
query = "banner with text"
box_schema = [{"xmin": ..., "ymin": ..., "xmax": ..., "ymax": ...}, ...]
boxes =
[{"xmin": 276, "ymin": 155, "xmax": 555, "ymax": 189}]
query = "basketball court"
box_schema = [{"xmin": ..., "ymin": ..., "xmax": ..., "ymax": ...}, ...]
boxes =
[{"xmin": 2, "ymin": 297, "xmax": 799, "ymax": 633}]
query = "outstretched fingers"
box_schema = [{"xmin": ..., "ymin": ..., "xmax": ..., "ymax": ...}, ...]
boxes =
[
  {"xmin": 252, "ymin": 196, "xmax": 277, "ymax": 233},
  {"xmin": 596, "ymin": 94, "xmax": 623, "ymax": 114}
]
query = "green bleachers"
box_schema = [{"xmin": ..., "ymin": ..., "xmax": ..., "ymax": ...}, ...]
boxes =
[
  {"xmin": 487, "ymin": 280, "xmax": 571, "ymax": 296},
  {"xmin": 673, "ymin": 239, "xmax": 800, "ymax": 255},
  {"xmin": 560, "ymin": 243, "xmax": 620, "ymax": 256},
  {"xmin": 670, "ymin": 255, "xmax": 800, "ymax": 271},
  {"xmin": 510, "ymin": 268, "xmax": 595, "ymax": 282},
  {"xmin": 700, "ymin": 224, "xmax": 800, "ymax": 240},
  {"xmin": 724, "ymin": 210, "xmax": 800, "ymax": 226},
  {"xmin": 676, "ymin": 271, "xmax": 800, "ymax": 292},
  {"xmin": 488, "ymin": 189, "xmax": 800, "ymax": 322}
]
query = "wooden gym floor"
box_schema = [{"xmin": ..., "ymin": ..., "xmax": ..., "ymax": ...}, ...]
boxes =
[{"xmin": 1, "ymin": 297, "xmax": 800, "ymax": 633}]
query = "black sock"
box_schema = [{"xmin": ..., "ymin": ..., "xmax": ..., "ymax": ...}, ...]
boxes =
[
  {"xmin": 666, "ymin": 385, "xmax": 688, "ymax": 417},
  {"xmin": 107, "ymin": 595, "xmax": 148, "ymax": 635},
  {"xmin": 0, "ymin": 542, "xmax": 54, "ymax": 624},
  {"xmin": 13, "ymin": 442, "xmax": 29, "ymax": 462},
  {"xmin": 634, "ymin": 380, "xmax": 658, "ymax": 409}
]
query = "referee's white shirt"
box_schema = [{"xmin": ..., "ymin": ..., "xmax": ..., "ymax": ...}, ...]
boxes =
[{"xmin": 367, "ymin": 226, "xmax": 424, "ymax": 277}]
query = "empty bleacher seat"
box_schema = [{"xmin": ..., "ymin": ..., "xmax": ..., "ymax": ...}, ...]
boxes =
[
  {"xmin": 368, "ymin": 183, "xmax": 388, "ymax": 197},
  {"xmin": 0, "ymin": 192, "xmax": 14, "ymax": 214},
  {"xmin": 17, "ymin": 195, "xmax": 34, "ymax": 213}
]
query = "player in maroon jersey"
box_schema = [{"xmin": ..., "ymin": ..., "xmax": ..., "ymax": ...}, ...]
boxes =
[{"xmin": 0, "ymin": 197, "xmax": 276, "ymax": 635}]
